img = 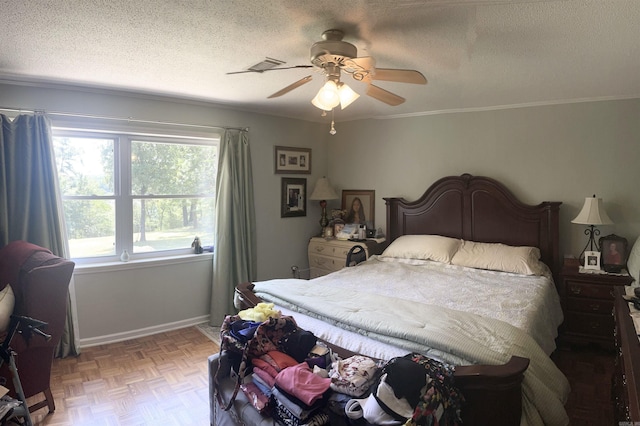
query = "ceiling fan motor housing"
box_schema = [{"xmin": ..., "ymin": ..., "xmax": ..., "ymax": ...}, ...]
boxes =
[{"xmin": 310, "ymin": 29, "xmax": 357, "ymax": 68}]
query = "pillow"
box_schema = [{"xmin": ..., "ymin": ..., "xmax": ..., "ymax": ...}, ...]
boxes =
[
  {"xmin": 0, "ymin": 284, "xmax": 15, "ymax": 333},
  {"xmin": 627, "ymin": 236, "xmax": 640, "ymax": 284},
  {"xmin": 451, "ymin": 240, "xmax": 546, "ymax": 276},
  {"xmin": 381, "ymin": 235, "xmax": 462, "ymax": 263}
]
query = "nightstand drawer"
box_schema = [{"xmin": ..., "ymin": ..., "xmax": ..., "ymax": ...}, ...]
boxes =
[
  {"xmin": 564, "ymin": 280, "xmax": 615, "ymax": 299},
  {"xmin": 566, "ymin": 296, "xmax": 613, "ymax": 314},
  {"xmin": 564, "ymin": 311, "xmax": 614, "ymax": 338}
]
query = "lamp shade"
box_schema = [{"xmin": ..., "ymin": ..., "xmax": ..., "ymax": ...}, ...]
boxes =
[
  {"xmin": 338, "ymin": 82, "xmax": 360, "ymax": 109},
  {"xmin": 309, "ymin": 177, "xmax": 338, "ymax": 201},
  {"xmin": 311, "ymin": 80, "xmax": 340, "ymax": 111},
  {"xmin": 571, "ymin": 196, "xmax": 613, "ymax": 225}
]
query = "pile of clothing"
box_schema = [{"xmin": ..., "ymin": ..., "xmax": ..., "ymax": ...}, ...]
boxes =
[
  {"xmin": 240, "ymin": 349, "xmax": 463, "ymax": 425},
  {"xmin": 230, "ymin": 307, "xmax": 464, "ymax": 425}
]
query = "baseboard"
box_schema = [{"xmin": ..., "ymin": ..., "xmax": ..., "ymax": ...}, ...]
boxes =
[{"xmin": 78, "ymin": 315, "xmax": 210, "ymax": 348}]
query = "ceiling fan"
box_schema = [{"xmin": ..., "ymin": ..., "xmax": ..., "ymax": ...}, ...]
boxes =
[{"xmin": 230, "ymin": 29, "xmax": 427, "ymax": 110}]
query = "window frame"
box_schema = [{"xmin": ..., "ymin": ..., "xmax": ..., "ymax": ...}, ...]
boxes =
[{"xmin": 53, "ymin": 125, "xmax": 220, "ymax": 264}]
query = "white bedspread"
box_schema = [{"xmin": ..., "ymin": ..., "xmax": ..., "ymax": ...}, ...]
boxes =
[{"xmin": 252, "ymin": 256, "xmax": 570, "ymax": 426}]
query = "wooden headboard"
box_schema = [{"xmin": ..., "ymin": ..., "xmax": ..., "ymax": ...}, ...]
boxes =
[{"xmin": 384, "ymin": 174, "xmax": 562, "ymax": 277}]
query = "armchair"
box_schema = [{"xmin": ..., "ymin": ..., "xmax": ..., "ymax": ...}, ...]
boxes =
[{"xmin": 0, "ymin": 241, "xmax": 75, "ymax": 414}]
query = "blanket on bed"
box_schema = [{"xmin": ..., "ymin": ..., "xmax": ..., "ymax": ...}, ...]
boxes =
[{"xmin": 254, "ymin": 278, "xmax": 570, "ymax": 426}]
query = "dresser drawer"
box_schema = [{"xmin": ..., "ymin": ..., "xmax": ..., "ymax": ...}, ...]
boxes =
[
  {"xmin": 308, "ymin": 240, "xmax": 337, "ymax": 257},
  {"xmin": 564, "ymin": 280, "xmax": 615, "ymax": 299},
  {"xmin": 307, "ymin": 237, "xmax": 385, "ymax": 278},
  {"xmin": 564, "ymin": 311, "xmax": 614, "ymax": 338},
  {"xmin": 565, "ymin": 296, "xmax": 613, "ymax": 314},
  {"xmin": 308, "ymin": 253, "xmax": 343, "ymax": 273},
  {"xmin": 308, "ymin": 241, "xmax": 360, "ymax": 259}
]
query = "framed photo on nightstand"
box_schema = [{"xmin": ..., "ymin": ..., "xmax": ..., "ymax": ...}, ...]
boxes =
[
  {"xmin": 584, "ymin": 250, "xmax": 601, "ymax": 270},
  {"xmin": 599, "ymin": 234, "xmax": 628, "ymax": 273}
]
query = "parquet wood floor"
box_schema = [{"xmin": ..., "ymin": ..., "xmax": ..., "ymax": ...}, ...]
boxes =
[
  {"xmin": 552, "ymin": 346, "xmax": 616, "ymax": 426},
  {"xmin": 20, "ymin": 327, "xmax": 614, "ymax": 426},
  {"xmin": 25, "ymin": 326, "xmax": 218, "ymax": 426}
]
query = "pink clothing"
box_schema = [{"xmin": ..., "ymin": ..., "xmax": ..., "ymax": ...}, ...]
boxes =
[
  {"xmin": 251, "ymin": 358, "xmax": 279, "ymax": 378},
  {"xmin": 275, "ymin": 362, "xmax": 331, "ymax": 406}
]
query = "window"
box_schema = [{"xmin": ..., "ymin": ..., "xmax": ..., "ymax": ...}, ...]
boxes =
[{"xmin": 53, "ymin": 128, "xmax": 218, "ymax": 262}]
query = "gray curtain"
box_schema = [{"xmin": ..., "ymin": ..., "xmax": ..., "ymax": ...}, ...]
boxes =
[
  {"xmin": 0, "ymin": 113, "xmax": 78, "ymax": 357},
  {"xmin": 210, "ymin": 129, "xmax": 256, "ymax": 325}
]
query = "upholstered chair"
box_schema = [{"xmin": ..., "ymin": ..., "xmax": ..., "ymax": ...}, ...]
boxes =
[{"xmin": 0, "ymin": 241, "xmax": 75, "ymax": 414}]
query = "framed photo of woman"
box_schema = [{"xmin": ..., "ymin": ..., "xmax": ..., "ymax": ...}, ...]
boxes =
[
  {"xmin": 341, "ymin": 190, "xmax": 374, "ymax": 228},
  {"xmin": 599, "ymin": 234, "xmax": 628, "ymax": 273}
]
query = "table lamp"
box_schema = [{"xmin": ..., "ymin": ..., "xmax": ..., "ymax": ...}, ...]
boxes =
[
  {"xmin": 571, "ymin": 194, "xmax": 613, "ymax": 258},
  {"xmin": 309, "ymin": 177, "xmax": 338, "ymax": 235}
]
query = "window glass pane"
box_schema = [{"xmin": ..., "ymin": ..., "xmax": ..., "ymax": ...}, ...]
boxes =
[
  {"xmin": 131, "ymin": 140, "xmax": 217, "ymax": 196},
  {"xmin": 53, "ymin": 136, "xmax": 114, "ymax": 196},
  {"xmin": 64, "ymin": 199, "xmax": 116, "ymax": 257},
  {"xmin": 132, "ymin": 197, "xmax": 214, "ymax": 253}
]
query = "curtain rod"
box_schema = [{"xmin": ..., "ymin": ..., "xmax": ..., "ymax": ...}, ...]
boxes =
[{"xmin": 0, "ymin": 106, "xmax": 249, "ymax": 132}]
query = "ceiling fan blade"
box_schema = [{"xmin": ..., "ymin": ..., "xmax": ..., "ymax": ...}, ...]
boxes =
[
  {"xmin": 366, "ymin": 84, "xmax": 406, "ymax": 106},
  {"xmin": 344, "ymin": 56, "xmax": 376, "ymax": 72},
  {"xmin": 227, "ymin": 65, "xmax": 313, "ymax": 75},
  {"xmin": 372, "ymin": 69, "xmax": 427, "ymax": 85},
  {"xmin": 267, "ymin": 75, "xmax": 313, "ymax": 99}
]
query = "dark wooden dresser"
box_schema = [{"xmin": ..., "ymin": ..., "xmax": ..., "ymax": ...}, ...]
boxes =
[
  {"xmin": 613, "ymin": 286, "xmax": 640, "ymax": 422},
  {"xmin": 560, "ymin": 260, "xmax": 633, "ymax": 349}
]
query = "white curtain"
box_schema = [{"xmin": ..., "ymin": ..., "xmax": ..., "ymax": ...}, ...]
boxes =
[{"xmin": 210, "ymin": 129, "xmax": 256, "ymax": 325}]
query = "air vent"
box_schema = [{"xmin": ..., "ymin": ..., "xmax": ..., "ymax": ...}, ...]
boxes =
[{"xmin": 247, "ymin": 58, "xmax": 285, "ymax": 73}]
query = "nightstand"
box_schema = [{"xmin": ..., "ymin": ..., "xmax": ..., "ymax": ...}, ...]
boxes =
[
  {"xmin": 560, "ymin": 261, "xmax": 633, "ymax": 350},
  {"xmin": 307, "ymin": 237, "xmax": 384, "ymax": 278}
]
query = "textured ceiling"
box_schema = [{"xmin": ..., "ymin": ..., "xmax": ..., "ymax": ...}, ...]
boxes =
[{"xmin": 1, "ymin": 0, "xmax": 639, "ymax": 123}]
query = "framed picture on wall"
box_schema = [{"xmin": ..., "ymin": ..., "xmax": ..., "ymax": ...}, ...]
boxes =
[
  {"xmin": 274, "ymin": 146, "xmax": 311, "ymax": 174},
  {"xmin": 281, "ymin": 178, "xmax": 307, "ymax": 217},
  {"xmin": 341, "ymin": 190, "xmax": 375, "ymax": 228}
]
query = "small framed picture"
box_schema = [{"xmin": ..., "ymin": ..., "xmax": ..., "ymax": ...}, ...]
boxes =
[
  {"xmin": 281, "ymin": 178, "xmax": 306, "ymax": 217},
  {"xmin": 275, "ymin": 146, "xmax": 311, "ymax": 174},
  {"xmin": 584, "ymin": 251, "xmax": 601, "ymax": 270},
  {"xmin": 341, "ymin": 190, "xmax": 375, "ymax": 229},
  {"xmin": 599, "ymin": 234, "xmax": 628, "ymax": 273}
]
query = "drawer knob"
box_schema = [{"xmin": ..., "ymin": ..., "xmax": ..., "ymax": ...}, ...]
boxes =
[
  {"xmin": 589, "ymin": 321, "xmax": 600, "ymax": 330},
  {"xmin": 589, "ymin": 303, "xmax": 600, "ymax": 311},
  {"xmin": 315, "ymin": 246, "xmax": 325, "ymax": 253},
  {"xmin": 313, "ymin": 258, "xmax": 328, "ymax": 266},
  {"xmin": 570, "ymin": 286, "xmax": 582, "ymax": 295}
]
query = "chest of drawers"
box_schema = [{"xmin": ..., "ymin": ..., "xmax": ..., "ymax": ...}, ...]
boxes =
[
  {"xmin": 560, "ymin": 263, "xmax": 633, "ymax": 349},
  {"xmin": 613, "ymin": 286, "xmax": 640, "ymax": 423},
  {"xmin": 307, "ymin": 237, "xmax": 384, "ymax": 278}
]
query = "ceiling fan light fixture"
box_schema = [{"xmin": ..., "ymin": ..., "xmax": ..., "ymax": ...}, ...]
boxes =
[
  {"xmin": 338, "ymin": 82, "xmax": 359, "ymax": 109},
  {"xmin": 311, "ymin": 80, "xmax": 340, "ymax": 111}
]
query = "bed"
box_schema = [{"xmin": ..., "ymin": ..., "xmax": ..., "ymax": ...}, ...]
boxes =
[{"xmin": 211, "ymin": 173, "xmax": 569, "ymax": 426}]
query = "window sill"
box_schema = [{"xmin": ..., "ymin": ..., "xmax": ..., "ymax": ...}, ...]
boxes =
[{"xmin": 73, "ymin": 252, "xmax": 213, "ymax": 275}]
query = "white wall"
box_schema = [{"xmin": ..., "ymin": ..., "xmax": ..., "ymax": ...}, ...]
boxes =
[{"xmin": 326, "ymin": 99, "xmax": 640, "ymax": 260}]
